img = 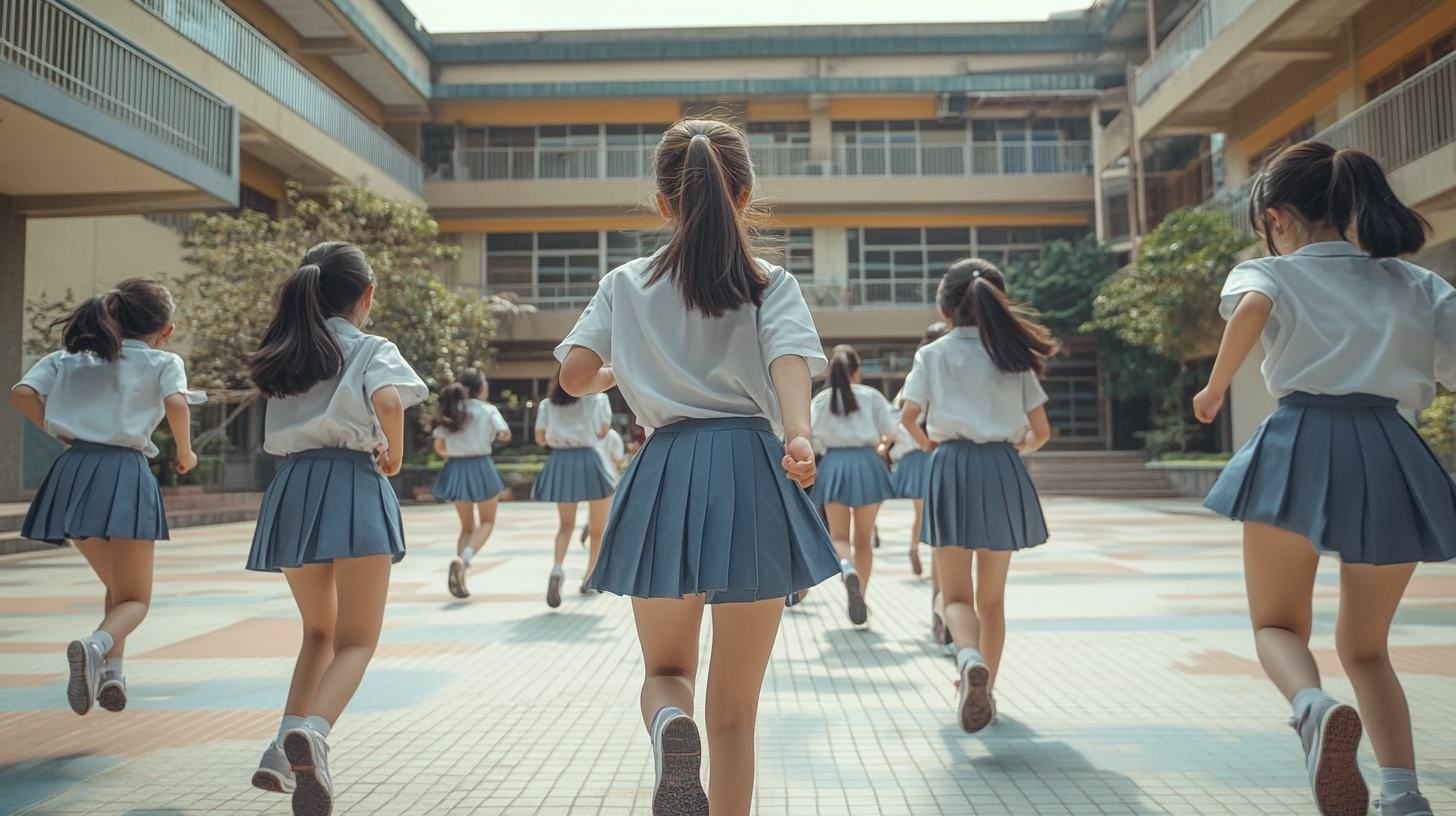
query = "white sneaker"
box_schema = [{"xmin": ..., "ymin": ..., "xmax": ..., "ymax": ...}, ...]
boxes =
[
  {"xmin": 252, "ymin": 741, "xmax": 296, "ymax": 794},
  {"xmin": 649, "ymin": 707, "xmax": 708, "ymax": 816},
  {"xmin": 65, "ymin": 638, "xmax": 105, "ymax": 716},
  {"xmin": 97, "ymin": 669, "xmax": 127, "ymax": 712},
  {"xmin": 1291, "ymin": 697, "xmax": 1367, "ymax": 816},
  {"xmin": 956, "ymin": 659, "xmax": 993, "ymax": 734},
  {"xmin": 283, "ymin": 726, "xmax": 333, "ymax": 816},
  {"xmin": 1380, "ymin": 792, "xmax": 1434, "ymax": 816}
]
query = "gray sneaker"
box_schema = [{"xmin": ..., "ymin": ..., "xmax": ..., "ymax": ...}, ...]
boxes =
[
  {"xmin": 843, "ymin": 568, "xmax": 867, "ymax": 625},
  {"xmin": 283, "ymin": 726, "xmax": 333, "ymax": 816},
  {"xmin": 649, "ymin": 707, "xmax": 708, "ymax": 816},
  {"xmin": 96, "ymin": 669, "xmax": 127, "ymax": 712},
  {"xmin": 1380, "ymin": 792, "xmax": 1434, "ymax": 816},
  {"xmin": 1291, "ymin": 697, "xmax": 1367, "ymax": 816},
  {"xmin": 251, "ymin": 741, "xmax": 296, "ymax": 794},
  {"xmin": 65, "ymin": 639, "xmax": 104, "ymax": 716},
  {"xmin": 547, "ymin": 566, "xmax": 564, "ymax": 608}
]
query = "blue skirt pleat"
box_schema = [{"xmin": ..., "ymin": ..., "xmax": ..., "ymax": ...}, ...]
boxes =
[
  {"xmin": 531, "ymin": 447, "xmax": 616, "ymax": 503},
  {"xmin": 922, "ymin": 440, "xmax": 1047, "ymax": 551},
  {"xmin": 1204, "ymin": 392, "xmax": 1456, "ymax": 565},
  {"xmin": 22, "ymin": 440, "xmax": 168, "ymax": 545},
  {"xmin": 588, "ymin": 417, "xmax": 840, "ymax": 604},
  {"xmin": 891, "ymin": 450, "xmax": 931, "ymax": 499},
  {"xmin": 811, "ymin": 446, "xmax": 895, "ymax": 507},
  {"xmin": 246, "ymin": 448, "xmax": 406, "ymax": 572},
  {"xmin": 431, "ymin": 455, "xmax": 507, "ymax": 503}
]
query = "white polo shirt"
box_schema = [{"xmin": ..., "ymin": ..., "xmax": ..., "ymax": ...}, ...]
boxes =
[
  {"xmin": 433, "ymin": 399, "xmax": 510, "ymax": 457},
  {"xmin": 15, "ymin": 340, "xmax": 205, "ymax": 457},
  {"xmin": 263, "ymin": 318, "xmax": 428, "ymax": 456},
  {"xmin": 887, "ymin": 407, "xmax": 922, "ymax": 464},
  {"xmin": 554, "ymin": 252, "xmax": 827, "ymax": 435},
  {"xmin": 900, "ymin": 326, "xmax": 1048, "ymax": 444},
  {"xmin": 596, "ymin": 428, "xmax": 626, "ymax": 475},
  {"xmin": 810, "ymin": 383, "xmax": 896, "ymax": 454},
  {"xmin": 1221, "ymin": 241, "xmax": 1456, "ymax": 409},
  {"xmin": 537, "ymin": 393, "xmax": 611, "ymax": 449}
]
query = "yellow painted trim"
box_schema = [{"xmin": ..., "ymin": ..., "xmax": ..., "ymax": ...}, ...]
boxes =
[
  {"xmin": 1238, "ymin": 72, "xmax": 1348, "ymax": 158},
  {"xmin": 433, "ymin": 100, "xmax": 683, "ymax": 126},
  {"xmin": 442, "ymin": 212, "xmax": 1089, "ymax": 233},
  {"xmin": 239, "ymin": 154, "xmax": 286, "ymax": 202},
  {"xmin": 439, "ymin": 216, "xmax": 667, "ymax": 233},
  {"xmin": 747, "ymin": 101, "xmax": 812, "ymax": 121},
  {"xmin": 829, "ymin": 97, "xmax": 937, "ymax": 121},
  {"xmin": 1358, "ymin": 2, "xmax": 1456, "ymax": 83}
]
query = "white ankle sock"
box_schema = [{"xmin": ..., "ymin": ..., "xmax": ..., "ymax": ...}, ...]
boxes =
[
  {"xmin": 956, "ymin": 647, "xmax": 984, "ymax": 672},
  {"xmin": 278, "ymin": 714, "xmax": 305, "ymax": 746},
  {"xmin": 1379, "ymin": 767, "xmax": 1420, "ymax": 800},
  {"xmin": 90, "ymin": 630, "xmax": 114, "ymax": 654},
  {"xmin": 1291, "ymin": 687, "xmax": 1328, "ymax": 723},
  {"xmin": 840, "ymin": 558, "xmax": 855, "ymax": 575},
  {"xmin": 461, "ymin": 546, "xmax": 474, "ymax": 565},
  {"xmin": 302, "ymin": 715, "xmax": 331, "ymax": 739},
  {"xmin": 105, "ymin": 657, "xmax": 124, "ymax": 675}
]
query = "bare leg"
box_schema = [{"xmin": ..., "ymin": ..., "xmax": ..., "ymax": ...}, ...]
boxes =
[
  {"xmin": 452, "ymin": 502, "xmax": 475, "ymax": 557},
  {"xmin": 584, "ymin": 497, "xmax": 611, "ymax": 582},
  {"xmin": 1337, "ymin": 561, "xmax": 1418, "ymax": 769},
  {"xmin": 280, "ymin": 564, "xmax": 338, "ymax": 716},
  {"xmin": 936, "ymin": 546, "xmax": 979, "ymax": 652},
  {"xmin": 824, "ymin": 503, "xmax": 852, "ymax": 563},
  {"xmin": 851, "ymin": 503, "xmax": 880, "ymax": 592},
  {"xmin": 307, "ymin": 554, "xmax": 392, "ymax": 724},
  {"xmin": 972, "ymin": 549, "xmax": 1013, "ymax": 688},
  {"xmin": 633, "ymin": 595, "xmax": 706, "ymax": 725},
  {"xmin": 73, "ymin": 538, "xmax": 153, "ymax": 658},
  {"xmin": 908, "ymin": 498, "xmax": 924, "ymax": 575},
  {"xmin": 705, "ymin": 598, "xmax": 784, "ymax": 816},
  {"xmin": 1243, "ymin": 522, "xmax": 1322, "ymax": 701},
  {"xmin": 554, "ymin": 503, "xmax": 578, "ymax": 568},
  {"xmin": 467, "ymin": 498, "xmax": 499, "ymax": 554}
]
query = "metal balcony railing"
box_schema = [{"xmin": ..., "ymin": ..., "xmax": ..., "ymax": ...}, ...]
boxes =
[
  {"xmin": 483, "ymin": 278, "xmax": 943, "ymax": 313},
  {"xmin": 1, "ymin": 0, "xmax": 234, "ymax": 175},
  {"xmin": 1202, "ymin": 49, "xmax": 1456, "ymax": 235},
  {"xmin": 1135, "ymin": 0, "xmax": 1256, "ymax": 105},
  {"xmin": 437, "ymin": 142, "xmax": 1094, "ymax": 182},
  {"xmin": 133, "ymin": 0, "xmax": 424, "ymax": 196}
]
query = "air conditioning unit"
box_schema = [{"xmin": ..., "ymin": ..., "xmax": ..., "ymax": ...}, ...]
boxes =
[{"xmin": 936, "ymin": 93, "xmax": 970, "ymax": 122}]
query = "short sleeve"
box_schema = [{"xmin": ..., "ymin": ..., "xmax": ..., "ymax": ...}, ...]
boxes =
[
  {"xmin": 758, "ymin": 267, "xmax": 827, "ymax": 375},
  {"xmin": 900, "ymin": 349, "xmax": 930, "ymax": 408},
  {"xmin": 364, "ymin": 339, "xmax": 427, "ymax": 409},
  {"xmin": 536, "ymin": 399, "xmax": 552, "ymax": 432},
  {"xmin": 871, "ymin": 390, "xmax": 896, "ymax": 436},
  {"xmin": 595, "ymin": 393, "xmax": 613, "ymax": 428},
  {"xmin": 432, "ymin": 425, "xmax": 447, "ymax": 439},
  {"xmin": 15, "ymin": 352, "xmax": 62, "ymax": 397},
  {"xmin": 1431, "ymin": 274, "xmax": 1456, "ymax": 391},
  {"xmin": 556, "ymin": 280, "xmax": 613, "ymax": 365},
  {"xmin": 486, "ymin": 405, "xmax": 510, "ymax": 437},
  {"xmin": 160, "ymin": 353, "xmax": 206, "ymax": 404},
  {"xmin": 1220, "ymin": 260, "xmax": 1280, "ymax": 320},
  {"xmin": 1022, "ymin": 371, "xmax": 1049, "ymax": 412}
]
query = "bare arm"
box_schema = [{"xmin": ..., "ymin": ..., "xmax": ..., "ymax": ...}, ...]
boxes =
[
  {"xmin": 371, "ymin": 385, "xmax": 404, "ymax": 476},
  {"xmin": 559, "ymin": 346, "xmax": 617, "ymax": 396},
  {"xmin": 900, "ymin": 400, "xmax": 936, "ymax": 452},
  {"xmin": 10, "ymin": 386, "xmax": 45, "ymax": 434},
  {"xmin": 597, "ymin": 423, "xmax": 610, "ymax": 440},
  {"xmin": 1194, "ymin": 292, "xmax": 1273, "ymax": 424},
  {"xmin": 164, "ymin": 392, "xmax": 197, "ymax": 474},
  {"xmin": 535, "ymin": 427, "xmax": 547, "ymax": 447},
  {"xmin": 770, "ymin": 355, "xmax": 816, "ymax": 488},
  {"xmin": 432, "ymin": 436, "xmax": 448, "ymax": 458},
  {"xmin": 496, "ymin": 429, "xmax": 512, "ymax": 442},
  {"xmin": 1016, "ymin": 405, "xmax": 1052, "ymax": 453}
]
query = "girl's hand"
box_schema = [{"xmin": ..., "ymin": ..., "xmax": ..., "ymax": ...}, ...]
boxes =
[
  {"xmin": 375, "ymin": 444, "xmax": 403, "ymax": 477},
  {"xmin": 1193, "ymin": 387, "xmax": 1225, "ymax": 424},
  {"xmin": 919, "ymin": 439, "xmax": 938, "ymax": 453},
  {"xmin": 174, "ymin": 450, "xmax": 198, "ymax": 475},
  {"xmin": 781, "ymin": 436, "xmax": 816, "ymax": 489}
]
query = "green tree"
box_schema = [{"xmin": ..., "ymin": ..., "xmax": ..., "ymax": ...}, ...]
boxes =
[{"xmin": 1006, "ymin": 234, "xmax": 1117, "ymax": 336}]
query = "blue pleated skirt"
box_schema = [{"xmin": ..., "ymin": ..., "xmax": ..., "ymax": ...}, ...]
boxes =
[
  {"xmin": 588, "ymin": 416, "xmax": 840, "ymax": 604},
  {"xmin": 892, "ymin": 449, "xmax": 931, "ymax": 499},
  {"xmin": 1204, "ymin": 392, "xmax": 1456, "ymax": 565},
  {"xmin": 246, "ymin": 448, "xmax": 406, "ymax": 572},
  {"xmin": 922, "ymin": 440, "xmax": 1047, "ymax": 551},
  {"xmin": 22, "ymin": 440, "xmax": 168, "ymax": 545},
  {"xmin": 812, "ymin": 446, "xmax": 895, "ymax": 507},
  {"xmin": 532, "ymin": 447, "xmax": 616, "ymax": 503},
  {"xmin": 432, "ymin": 455, "xmax": 506, "ymax": 503}
]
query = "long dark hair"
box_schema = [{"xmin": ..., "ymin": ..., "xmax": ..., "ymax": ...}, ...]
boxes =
[
  {"xmin": 51, "ymin": 278, "xmax": 174, "ymax": 361},
  {"xmin": 647, "ymin": 118, "xmax": 767, "ymax": 318},
  {"xmin": 547, "ymin": 370, "xmax": 579, "ymax": 407},
  {"xmin": 827, "ymin": 344, "xmax": 861, "ymax": 416},
  {"xmin": 1250, "ymin": 140, "xmax": 1428, "ymax": 258},
  {"xmin": 249, "ymin": 242, "xmax": 375, "ymax": 398},
  {"xmin": 938, "ymin": 259, "xmax": 1057, "ymax": 376},
  {"xmin": 433, "ymin": 368, "xmax": 485, "ymax": 434}
]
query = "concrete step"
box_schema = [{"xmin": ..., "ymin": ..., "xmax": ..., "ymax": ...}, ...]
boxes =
[
  {"xmin": 0, "ymin": 493, "xmax": 264, "ymax": 557},
  {"xmin": 1022, "ymin": 451, "xmax": 1176, "ymax": 499}
]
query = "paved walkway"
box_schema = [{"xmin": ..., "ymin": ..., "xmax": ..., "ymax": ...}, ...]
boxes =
[{"xmin": 0, "ymin": 498, "xmax": 1453, "ymax": 816}]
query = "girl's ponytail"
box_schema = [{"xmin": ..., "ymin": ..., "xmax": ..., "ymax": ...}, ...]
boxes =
[
  {"xmin": 827, "ymin": 344, "xmax": 861, "ymax": 416},
  {"xmin": 51, "ymin": 278, "xmax": 175, "ymax": 361},
  {"xmin": 648, "ymin": 119, "xmax": 767, "ymax": 318},
  {"xmin": 434, "ymin": 382, "xmax": 470, "ymax": 433},
  {"xmin": 1330, "ymin": 148, "xmax": 1428, "ymax": 258},
  {"xmin": 249, "ymin": 242, "xmax": 374, "ymax": 398},
  {"xmin": 938, "ymin": 258, "xmax": 1056, "ymax": 375}
]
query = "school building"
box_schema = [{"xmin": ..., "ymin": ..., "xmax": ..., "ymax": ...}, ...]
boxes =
[{"xmin": 4, "ymin": 0, "xmax": 1456, "ymax": 503}]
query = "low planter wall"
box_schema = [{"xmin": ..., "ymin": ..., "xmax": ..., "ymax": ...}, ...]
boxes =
[{"xmin": 1145, "ymin": 462, "xmax": 1225, "ymax": 499}]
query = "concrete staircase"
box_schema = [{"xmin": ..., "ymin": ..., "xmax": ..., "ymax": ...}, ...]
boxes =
[
  {"xmin": 1023, "ymin": 451, "xmax": 1180, "ymax": 499},
  {"xmin": 0, "ymin": 491, "xmax": 264, "ymax": 556}
]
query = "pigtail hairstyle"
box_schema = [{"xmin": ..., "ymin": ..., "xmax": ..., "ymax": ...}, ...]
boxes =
[
  {"xmin": 548, "ymin": 370, "xmax": 579, "ymax": 407},
  {"xmin": 648, "ymin": 118, "xmax": 767, "ymax": 318},
  {"xmin": 52, "ymin": 278, "xmax": 175, "ymax": 362},
  {"xmin": 432, "ymin": 368, "xmax": 486, "ymax": 434},
  {"xmin": 938, "ymin": 258, "xmax": 1057, "ymax": 376},
  {"xmin": 1249, "ymin": 140, "xmax": 1428, "ymax": 258},
  {"xmin": 827, "ymin": 344, "xmax": 861, "ymax": 416},
  {"xmin": 249, "ymin": 242, "xmax": 374, "ymax": 398}
]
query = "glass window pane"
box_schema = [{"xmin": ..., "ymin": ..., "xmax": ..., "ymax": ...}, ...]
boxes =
[
  {"xmin": 977, "ymin": 227, "xmax": 1009, "ymax": 245},
  {"xmin": 539, "ymin": 232, "xmax": 599, "ymax": 250},
  {"xmin": 925, "ymin": 227, "xmax": 969, "ymax": 246},
  {"xmin": 864, "ymin": 228, "xmax": 920, "ymax": 245},
  {"xmin": 486, "ymin": 255, "xmax": 531, "ymax": 285},
  {"xmin": 487, "ymin": 233, "xmax": 532, "ymax": 252},
  {"xmin": 893, "ymin": 250, "xmax": 924, "ymax": 277},
  {"xmin": 864, "ymin": 250, "xmax": 891, "ymax": 279}
]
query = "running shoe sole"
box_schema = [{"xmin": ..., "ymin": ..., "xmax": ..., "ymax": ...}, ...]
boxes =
[
  {"xmin": 547, "ymin": 572, "xmax": 563, "ymax": 608},
  {"xmin": 252, "ymin": 767, "xmax": 296, "ymax": 794},
  {"xmin": 65, "ymin": 640, "xmax": 95, "ymax": 716},
  {"xmin": 845, "ymin": 573, "xmax": 867, "ymax": 625},
  {"xmin": 448, "ymin": 558, "xmax": 469, "ymax": 598},
  {"xmin": 958, "ymin": 662, "xmax": 993, "ymax": 733},
  {"xmin": 653, "ymin": 716, "xmax": 709, "ymax": 816},
  {"xmin": 1311, "ymin": 704, "xmax": 1367, "ymax": 816},
  {"xmin": 284, "ymin": 731, "xmax": 332, "ymax": 816},
  {"xmin": 97, "ymin": 679, "xmax": 127, "ymax": 712}
]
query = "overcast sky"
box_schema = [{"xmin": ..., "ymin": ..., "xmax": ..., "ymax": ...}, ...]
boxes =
[{"xmin": 401, "ymin": 0, "xmax": 1096, "ymax": 34}]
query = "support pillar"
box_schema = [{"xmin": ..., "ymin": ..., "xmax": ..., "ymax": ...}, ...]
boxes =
[{"xmin": 0, "ymin": 197, "xmax": 26, "ymax": 502}]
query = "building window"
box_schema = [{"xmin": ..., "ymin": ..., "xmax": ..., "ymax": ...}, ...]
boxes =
[
  {"xmin": 832, "ymin": 118, "xmax": 1091, "ymax": 176},
  {"xmin": 747, "ymin": 122, "xmax": 810, "ymax": 144},
  {"xmin": 484, "ymin": 230, "xmax": 667, "ymax": 310},
  {"xmin": 844, "ymin": 226, "xmax": 1088, "ymax": 306},
  {"xmin": 1366, "ymin": 27, "xmax": 1455, "ymax": 100},
  {"xmin": 760, "ymin": 228, "xmax": 814, "ymax": 279}
]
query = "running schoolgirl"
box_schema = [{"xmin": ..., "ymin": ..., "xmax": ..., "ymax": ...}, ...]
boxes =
[
  {"xmin": 900, "ymin": 258, "xmax": 1054, "ymax": 734},
  {"xmin": 1195, "ymin": 142, "xmax": 1453, "ymax": 816},
  {"xmin": 11, "ymin": 279, "xmax": 202, "ymax": 716},
  {"xmin": 556, "ymin": 118, "xmax": 838, "ymax": 816},
  {"xmin": 811, "ymin": 344, "xmax": 896, "ymax": 626},
  {"xmin": 889, "ymin": 322, "xmax": 948, "ymax": 579},
  {"xmin": 431, "ymin": 368, "xmax": 511, "ymax": 599},
  {"xmin": 533, "ymin": 374, "xmax": 614, "ymax": 605},
  {"xmin": 245, "ymin": 242, "xmax": 427, "ymax": 816}
]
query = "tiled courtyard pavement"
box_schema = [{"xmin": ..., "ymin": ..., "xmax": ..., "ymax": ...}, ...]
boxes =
[{"xmin": 1, "ymin": 498, "xmax": 1453, "ymax": 815}]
